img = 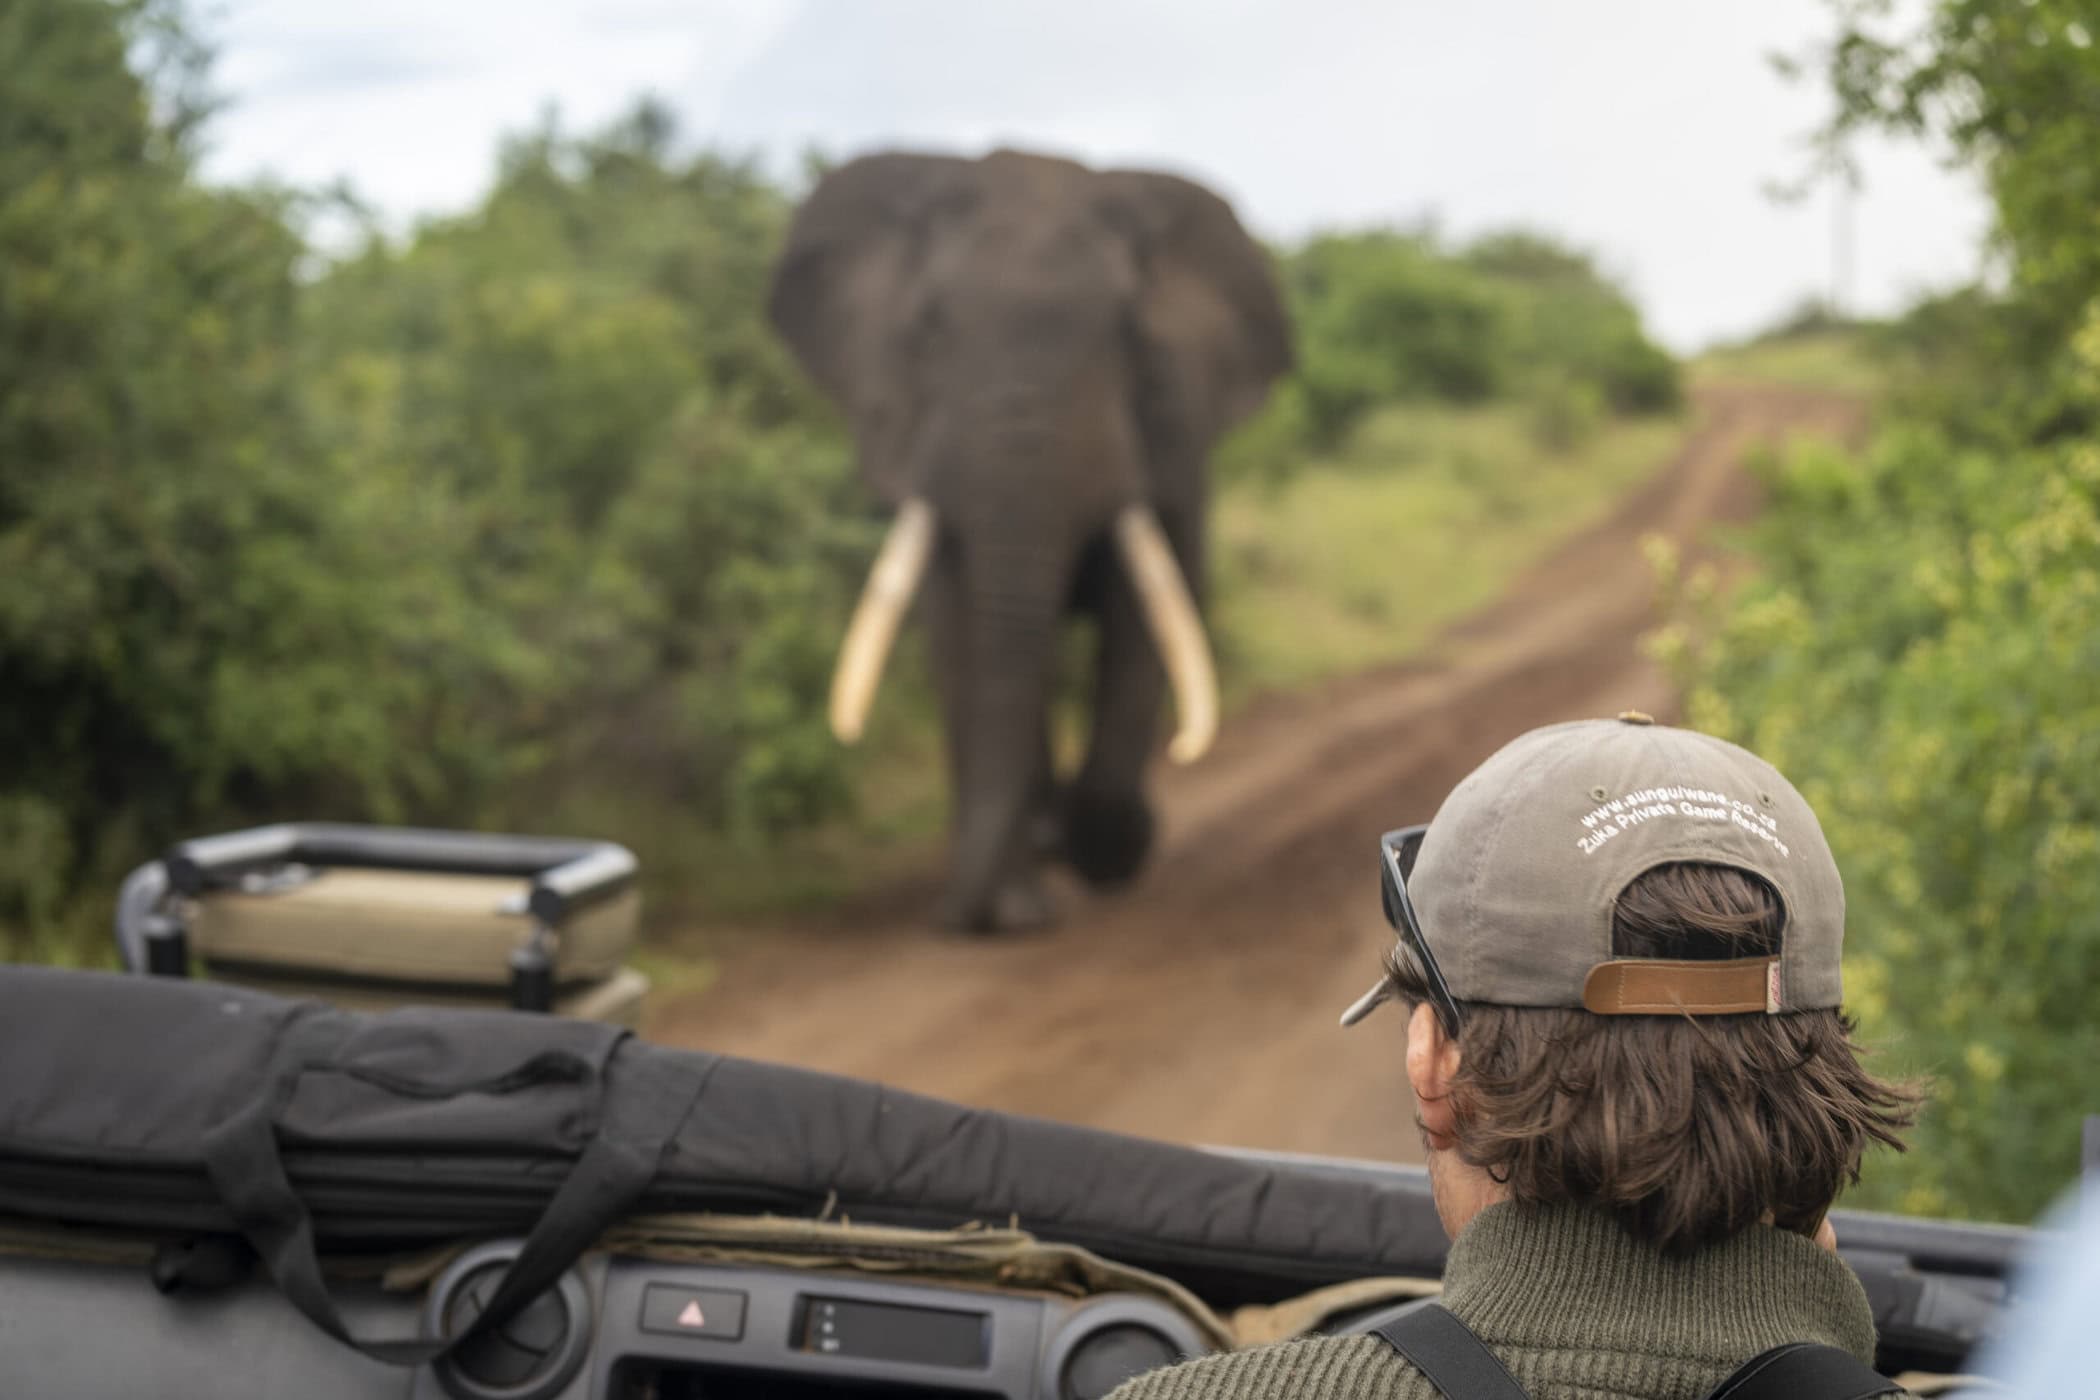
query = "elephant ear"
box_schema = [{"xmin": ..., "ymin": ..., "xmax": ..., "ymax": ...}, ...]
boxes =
[
  {"xmin": 1098, "ymin": 170, "xmax": 1294, "ymax": 449},
  {"xmin": 768, "ymin": 152, "xmax": 974, "ymax": 500}
]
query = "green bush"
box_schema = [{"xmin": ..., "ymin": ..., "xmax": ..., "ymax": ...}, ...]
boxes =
[
  {"xmin": 1, "ymin": 0, "xmax": 378, "ymax": 920},
  {"xmin": 292, "ymin": 107, "xmax": 866, "ymax": 842},
  {"xmin": 1268, "ymin": 228, "xmax": 1680, "ymax": 459},
  {"xmin": 1673, "ymin": 0, "xmax": 2100, "ymax": 1221},
  {"xmin": 0, "ymin": 3, "xmax": 864, "ymax": 947},
  {"xmin": 1464, "ymin": 231, "xmax": 1682, "ymax": 415},
  {"xmin": 1289, "ymin": 233, "xmax": 1511, "ymax": 443},
  {"xmin": 1662, "ymin": 344, "xmax": 2100, "ymax": 1220},
  {"xmin": 1525, "ymin": 373, "xmax": 1606, "ymax": 453}
]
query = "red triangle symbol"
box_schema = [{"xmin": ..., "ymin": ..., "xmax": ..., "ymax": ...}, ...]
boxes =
[{"xmin": 678, "ymin": 1300, "xmax": 706, "ymax": 1328}]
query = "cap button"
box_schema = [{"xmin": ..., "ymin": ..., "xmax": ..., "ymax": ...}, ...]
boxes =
[{"xmin": 1617, "ymin": 710, "xmax": 1655, "ymax": 725}]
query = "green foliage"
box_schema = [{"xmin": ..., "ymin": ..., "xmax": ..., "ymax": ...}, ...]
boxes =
[
  {"xmin": 1287, "ymin": 233, "xmax": 1509, "ymax": 442},
  {"xmin": 0, "ymin": 2, "xmax": 863, "ymax": 947},
  {"xmin": 1462, "ymin": 231, "xmax": 1682, "ymax": 416},
  {"xmin": 1525, "ymin": 373, "xmax": 1607, "ymax": 453},
  {"xmin": 1692, "ymin": 328, "xmax": 1889, "ymax": 399},
  {"xmin": 1662, "ymin": 354, "xmax": 2100, "ymax": 1221},
  {"xmin": 1820, "ymin": 0, "xmax": 2100, "ymax": 339},
  {"xmin": 1255, "ymin": 229, "xmax": 1680, "ymax": 464},
  {"xmin": 2, "ymin": 0, "xmax": 346, "ymax": 922},
  {"xmin": 291, "ymin": 106, "xmax": 864, "ymax": 842},
  {"xmin": 1216, "ymin": 401, "xmax": 1683, "ymax": 693},
  {"xmin": 1672, "ymin": 0, "xmax": 2100, "ymax": 1221}
]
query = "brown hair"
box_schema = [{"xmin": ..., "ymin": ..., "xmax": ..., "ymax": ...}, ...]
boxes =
[{"xmin": 1385, "ymin": 862, "xmax": 1919, "ymax": 1254}]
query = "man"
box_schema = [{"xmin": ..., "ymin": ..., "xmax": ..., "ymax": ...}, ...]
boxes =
[{"xmin": 1112, "ymin": 714, "xmax": 1918, "ymax": 1400}]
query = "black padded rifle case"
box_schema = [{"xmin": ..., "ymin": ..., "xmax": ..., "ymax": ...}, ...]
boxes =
[{"xmin": 0, "ymin": 968, "xmax": 1445, "ymax": 1362}]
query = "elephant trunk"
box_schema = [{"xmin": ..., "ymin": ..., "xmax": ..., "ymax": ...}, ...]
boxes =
[
  {"xmin": 829, "ymin": 498, "xmax": 937, "ymax": 744},
  {"xmin": 1113, "ymin": 506, "xmax": 1219, "ymax": 764},
  {"xmin": 945, "ymin": 540, "xmax": 1064, "ymax": 930}
]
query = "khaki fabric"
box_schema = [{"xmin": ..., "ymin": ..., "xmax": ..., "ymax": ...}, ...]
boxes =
[
  {"xmin": 1226, "ymin": 1275, "xmax": 1443, "ymax": 1347},
  {"xmin": 190, "ymin": 869, "xmax": 638, "ymax": 985},
  {"xmin": 588, "ymin": 1214, "xmax": 1238, "ymax": 1351},
  {"xmin": 0, "ymin": 1217, "xmax": 162, "ymax": 1270},
  {"xmin": 206, "ymin": 964, "xmax": 650, "ymax": 1028},
  {"xmin": 382, "ymin": 1213, "xmax": 1440, "ymax": 1354}
]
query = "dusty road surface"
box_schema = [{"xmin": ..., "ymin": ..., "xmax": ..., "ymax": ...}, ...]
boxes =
[{"xmin": 647, "ymin": 382, "xmax": 1863, "ymax": 1163}]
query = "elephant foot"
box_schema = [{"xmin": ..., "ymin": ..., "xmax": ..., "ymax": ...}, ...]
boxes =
[
  {"xmin": 1063, "ymin": 788, "xmax": 1154, "ymax": 888},
  {"xmin": 939, "ymin": 873, "xmax": 1056, "ymax": 936},
  {"xmin": 990, "ymin": 878, "xmax": 1055, "ymax": 933}
]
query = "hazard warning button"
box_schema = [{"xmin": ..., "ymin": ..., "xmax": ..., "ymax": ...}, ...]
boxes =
[{"xmin": 640, "ymin": 1284, "xmax": 746, "ymax": 1341}]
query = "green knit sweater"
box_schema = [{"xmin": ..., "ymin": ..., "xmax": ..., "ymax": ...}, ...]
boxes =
[{"xmin": 1107, "ymin": 1202, "xmax": 1890, "ymax": 1400}]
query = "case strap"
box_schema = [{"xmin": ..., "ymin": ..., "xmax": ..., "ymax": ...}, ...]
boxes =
[{"xmin": 200, "ymin": 1037, "xmax": 707, "ymax": 1365}]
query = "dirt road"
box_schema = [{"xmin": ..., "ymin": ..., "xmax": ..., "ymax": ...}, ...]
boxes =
[{"xmin": 646, "ymin": 382, "xmax": 1863, "ymax": 1163}]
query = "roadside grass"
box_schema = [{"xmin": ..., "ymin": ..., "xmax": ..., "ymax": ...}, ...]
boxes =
[
  {"xmin": 1211, "ymin": 403, "xmax": 1686, "ymax": 695},
  {"xmin": 1690, "ymin": 329, "xmax": 1887, "ymax": 398}
]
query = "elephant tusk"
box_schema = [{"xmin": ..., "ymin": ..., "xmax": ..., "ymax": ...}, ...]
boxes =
[
  {"xmin": 830, "ymin": 498, "xmax": 937, "ymax": 744},
  {"xmin": 1114, "ymin": 506, "xmax": 1219, "ymax": 765}
]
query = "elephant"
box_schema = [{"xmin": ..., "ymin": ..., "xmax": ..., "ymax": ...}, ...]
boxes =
[{"xmin": 767, "ymin": 148, "xmax": 1292, "ymax": 933}]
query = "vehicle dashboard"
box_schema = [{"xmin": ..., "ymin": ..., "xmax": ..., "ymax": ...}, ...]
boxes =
[
  {"xmin": 0, "ymin": 1234, "xmax": 1216, "ymax": 1400},
  {"xmin": 0, "ymin": 1150, "xmax": 2028, "ymax": 1399}
]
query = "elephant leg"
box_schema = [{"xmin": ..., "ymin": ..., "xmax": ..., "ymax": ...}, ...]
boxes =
[
  {"xmin": 1065, "ymin": 527, "xmax": 1183, "ymax": 887},
  {"xmin": 1029, "ymin": 720, "xmax": 1064, "ymax": 861}
]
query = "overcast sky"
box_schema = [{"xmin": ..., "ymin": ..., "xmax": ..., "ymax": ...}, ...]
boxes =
[{"xmin": 196, "ymin": 0, "xmax": 1988, "ymax": 350}]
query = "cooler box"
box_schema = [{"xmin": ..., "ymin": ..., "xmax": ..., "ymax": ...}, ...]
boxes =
[{"xmin": 115, "ymin": 823, "xmax": 648, "ymax": 1026}]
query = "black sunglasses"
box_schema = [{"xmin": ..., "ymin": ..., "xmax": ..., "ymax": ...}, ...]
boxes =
[{"xmin": 1379, "ymin": 825, "xmax": 1465, "ymax": 1038}]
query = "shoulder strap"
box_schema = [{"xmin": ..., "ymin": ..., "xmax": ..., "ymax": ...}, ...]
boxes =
[
  {"xmin": 1371, "ymin": 1311, "xmax": 1899, "ymax": 1400},
  {"xmin": 1371, "ymin": 1304, "xmax": 1532, "ymax": 1400},
  {"xmin": 1704, "ymin": 1342, "xmax": 1902, "ymax": 1400}
]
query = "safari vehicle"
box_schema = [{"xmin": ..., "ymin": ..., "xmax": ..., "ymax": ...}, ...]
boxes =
[{"xmin": 0, "ymin": 826, "xmax": 2032, "ymax": 1398}]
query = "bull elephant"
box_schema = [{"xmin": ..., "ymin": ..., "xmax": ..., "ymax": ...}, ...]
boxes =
[{"xmin": 768, "ymin": 148, "xmax": 1291, "ymax": 933}]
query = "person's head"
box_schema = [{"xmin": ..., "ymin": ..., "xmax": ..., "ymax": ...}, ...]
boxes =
[{"xmin": 1341, "ymin": 715, "xmax": 1918, "ymax": 1254}]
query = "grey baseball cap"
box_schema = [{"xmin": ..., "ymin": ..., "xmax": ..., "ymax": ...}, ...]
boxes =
[{"xmin": 1341, "ymin": 713, "xmax": 1845, "ymax": 1025}]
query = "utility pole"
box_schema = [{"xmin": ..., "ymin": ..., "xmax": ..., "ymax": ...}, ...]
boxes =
[{"xmin": 1831, "ymin": 173, "xmax": 1856, "ymax": 318}]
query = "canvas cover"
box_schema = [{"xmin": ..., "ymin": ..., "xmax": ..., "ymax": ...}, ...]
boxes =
[{"xmin": 0, "ymin": 967, "xmax": 1445, "ymax": 1360}]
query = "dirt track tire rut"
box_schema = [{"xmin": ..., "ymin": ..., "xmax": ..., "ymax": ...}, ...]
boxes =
[{"xmin": 646, "ymin": 383, "xmax": 1864, "ymax": 1163}]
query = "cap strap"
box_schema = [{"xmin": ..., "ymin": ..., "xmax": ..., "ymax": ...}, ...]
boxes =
[{"xmin": 1581, "ymin": 956, "xmax": 1780, "ymax": 1016}]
